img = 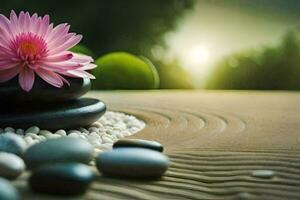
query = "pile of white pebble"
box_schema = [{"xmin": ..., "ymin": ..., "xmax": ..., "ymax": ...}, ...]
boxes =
[{"xmin": 0, "ymin": 111, "xmax": 145, "ymax": 155}]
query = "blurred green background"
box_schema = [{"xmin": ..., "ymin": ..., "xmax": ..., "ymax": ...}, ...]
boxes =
[{"xmin": 1, "ymin": 0, "xmax": 300, "ymax": 90}]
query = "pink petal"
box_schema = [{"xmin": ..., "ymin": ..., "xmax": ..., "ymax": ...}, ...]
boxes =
[
  {"xmin": 35, "ymin": 68, "xmax": 63, "ymax": 88},
  {"xmin": 0, "ymin": 14, "xmax": 13, "ymax": 40},
  {"xmin": 48, "ymin": 34, "xmax": 82, "ymax": 54},
  {"xmin": 47, "ymin": 33, "xmax": 75, "ymax": 49},
  {"xmin": 24, "ymin": 12, "xmax": 31, "ymax": 33},
  {"xmin": 0, "ymin": 60, "xmax": 19, "ymax": 70},
  {"xmin": 9, "ymin": 10, "xmax": 20, "ymax": 34},
  {"xmin": 0, "ymin": 66, "xmax": 20, "ymax": 83},
  {"xmin": 45, "ymin": 23, "xmax": 69, "ymax": 43},
  {"xmin": 39, "ymin": 15, "xmax": 50, "ymax": 37},
  {"xmin": 19, "ymin": 66, "xmax": 35, "ymax": 92},
  {"xmin": 18, "ymin": 11, "xmax": 26, "ymax": 32},
  {"xmin": 39, "ymin": 61, "xmax": 82, "ymax": 71},
  {"xmin": 78, "ymin": 63, "xmax": 97, "ymax": 71},
  {"xmin": 60, "ymin": 69, "xmax": 95, "ymax": 79},
  {"xmin": 57, "ymin": 74, "xmax": 70, "ymax": 86},
  {"xmin": 70, "ymin": 53, "xmax": 93, "ymax": 64},
  {"xmin": 43, "ymin": 53, "xmax": 73, "ymax": 62}
]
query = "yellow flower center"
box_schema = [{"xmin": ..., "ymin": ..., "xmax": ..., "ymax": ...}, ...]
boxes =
[{"xmin": 19, "ymin": 41, "xmax": 38, "ymax": 56}]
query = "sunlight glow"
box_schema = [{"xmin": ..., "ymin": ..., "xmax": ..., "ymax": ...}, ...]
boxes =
[{"xmin": 186, "ymin": 46, "xmax": 210, "ymax": 66}]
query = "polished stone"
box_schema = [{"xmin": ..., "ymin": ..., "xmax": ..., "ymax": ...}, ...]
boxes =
[
  {"xmin": 0, "ymin": 77, "xmax": 91, "ymax": 102},
  {"xmin": 29, "ymin": 163, "xmax": 93, "ymax": 196},
  {"xmin": 0, "ymin": 98, "xmax": 106, "ymax": 130},
  {"xmin": 24, "ymin": 137, "xmax": 94, "ymax": 170},
  {"xmin": 0, "ymin": 133, "xmax": 26, "ymax": 156},
  {"xmin": 96, "ymin": 148, "xmax": 169, "ymax": 178},
  {"xmin": 113, "ymin": 139, "xmax": 163, "ymax": 152},
  {"xmin": 0, "ymin": 152, "xmax": 25, "ymax": 179}
]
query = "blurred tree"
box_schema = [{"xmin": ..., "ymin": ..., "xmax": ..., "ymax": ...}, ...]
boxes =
[
  {"xmin": 206, "ymin": 30, "xmax": 300, "ymax": 90},
  {"xmin": 155, "ymin": 59, "xmax": 194, "ymax": 89}
]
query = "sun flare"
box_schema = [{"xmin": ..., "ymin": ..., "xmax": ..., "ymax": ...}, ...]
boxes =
[{"xmin": 187, "ymin": 46, "xmax": 210, "ymax": 66}]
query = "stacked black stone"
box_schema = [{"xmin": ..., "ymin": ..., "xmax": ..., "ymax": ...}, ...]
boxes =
[{"xmin": 0, "ymin": 77, "xmax": 106, "ymax": 130}]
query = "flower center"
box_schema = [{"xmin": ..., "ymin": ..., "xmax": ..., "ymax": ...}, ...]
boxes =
[
  {"xmin": 19, "ymin": 41, "xmax": 38, "ymax": 56},
  {"xmin": 12, "ymin": 32, "xmax": 47, "ymax": 63}
]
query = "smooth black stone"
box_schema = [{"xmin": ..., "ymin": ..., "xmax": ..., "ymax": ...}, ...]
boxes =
[
  {"xmin": 96, "ymin": 148, "xmax": 169, "ymax": 179},
  {"xmin": 113, "ymin": 139, "xmax": 163, "ymax": 152},
  {"xmin": 0, "ymin": 98, "xmax": 106, "ymax": 130},
  {"xmin": 24, "ymin": 137, "xmax": 94, "ymax": 170},
  {"xmin": 0, "ymin": 76, "xmax": 91, "ymax": 102},
  {"xmin": 29, "ymin": 163, "xmax": 93, "ymax": 196},
  {"xmin": 0, "ymin": 133, "xmax": 26, "ymax": 156},
  {"xmin": 0, "ymin": 178, "xmax": 19, "ymax": 200}
]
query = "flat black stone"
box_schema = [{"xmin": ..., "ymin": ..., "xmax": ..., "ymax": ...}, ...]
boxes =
[
  {"xmin": 0, "ymin": 98, "xmax": 106, "ymax": 130},
  {"xmin": 29, "ymin": 163, "xmax": 93, "ymax": 196},
  {"xmin": 113, "ymin": 139, "xmax": 164, "ymax": 152},
  {"xmin": 24, "ymin": 137, "xmax": 94, "ymax": 170},
  {"xmin": 96, "ymin": 148, "xmax": 169, "ymax": 179},
  {"xmin": 0, "ymin": 76, "xmax": 91, "ymax": 102}
]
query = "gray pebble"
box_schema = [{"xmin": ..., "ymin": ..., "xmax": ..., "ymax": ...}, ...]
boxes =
[
  {"xmin": 96, "ymin": 148, "xmax": 169, "ymax": 178},
  {"xmin": 251, "ymin": 170, "xmax": 275, "ymax": 179},
  {"xmin": 0, "ymin": 178, "xmax": 19, "ymax": 200},
  {"xmin": 0, "ymin": 133, "xmax": 26, "ymax": 156},
  {"xmin": 24, "ymin": 137, "xmax": 94, "ymax": 170},
  {"xmin": 29, "ymin": 163, "xmax": 93, "ymax": 196},
  {"xmin": 0, "ymin": 152, "xmax": 25, "ymax": 179}
]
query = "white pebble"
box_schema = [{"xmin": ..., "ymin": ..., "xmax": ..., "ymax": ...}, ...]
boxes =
[
  {"xmin": 55, "ymin": 130, "xmax": 67, "ymax": 136},
  {"xmin": 91, "ymin": 122, "xmax": 103, "ymax": 129},
  {"xmin": 67, "ymin": 130, "xmax": 81, "ymax": 135},
  {"xmin": 24, "ymin": 136, "xmax": 34, "ymax": 146},
  {"xmin": 94, "ymin": 143, "xmax": 112, "ymax": 151},
  {"xmin": 4, "ymin": 127, "xmax": 15, "ymax": 133},
  {"xmin": 88, "ymin": 127, "xmax": 98, "ymax": 133},
  {"xmin": 16, "ymin": 129, "xmax": 25, "ymax": 135},
  {"xmin": 39, "ymin": 130, "xmax": 53, "ymax": 137},
  {"xmin": 46, "ymin": 134, "xmax": 61, "ymax": 139},
  {"xmin": 78, "ymin": 128, "xmax": 89, "ymax": 134},
  {"xmin": 88, "ymin": 132, "xmax": 102, "ymax": 143},
  {"xmin": 68, "ymin": 132, "xmax": 80, "ymax": 138},
  {"xmin": 3, "ymin": 111, "xmax": 145, "ymax": 152},
  {"xmin": 102, "ymin": 136, "xmax": 113, "ymax": 144},
  {"xmin": 25, "ymin": 126, "xmax": 40, "ymax": 134},
  {"xmin": 25, "ymin": 133, "xmax": 40, "ymax": 140}
]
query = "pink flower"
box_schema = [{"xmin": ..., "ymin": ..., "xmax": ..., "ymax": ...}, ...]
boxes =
[{"xmin": 0, "ymin": 10, "xmax": 96, "ymax": 92}]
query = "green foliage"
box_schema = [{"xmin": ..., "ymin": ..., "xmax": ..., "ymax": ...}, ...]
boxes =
[
  {"xmin": 70, "ymin": 45, "xmax": 95, "ymax": 59},
  {"xmin": 155, "ymin": 60, "xmax": 194, "ymax": 89},
  {"xmin": 206, "ymin": 31, "xmax": 300, "ymax": 90},
  {"xmin": 92, "ymin": 52, "xmax": 160, "ymax": 90}
]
